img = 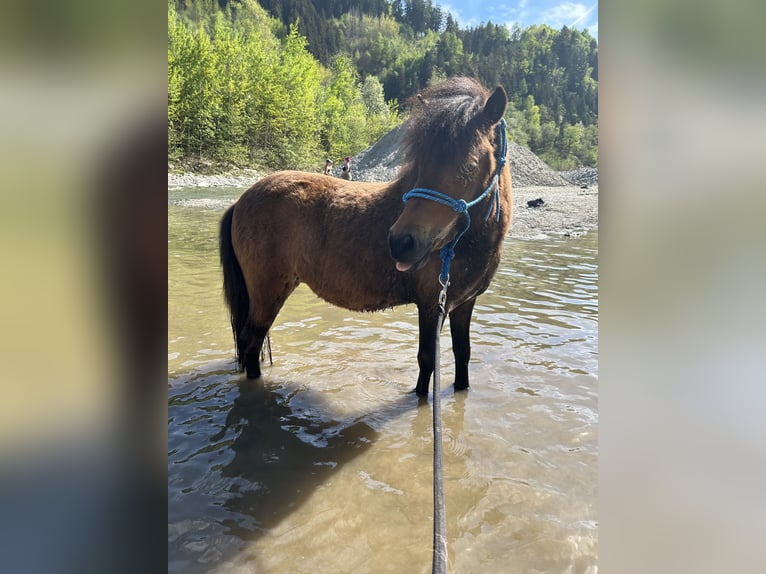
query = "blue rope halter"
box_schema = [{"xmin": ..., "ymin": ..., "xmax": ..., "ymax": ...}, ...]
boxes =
[{"xmin": 402, "ymin": 118, "xmax": 508, "ymax": 286}]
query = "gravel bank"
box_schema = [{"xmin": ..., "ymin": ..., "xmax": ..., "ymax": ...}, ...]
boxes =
[
  {"xmin": 168, "ymin": 168, "xmax": 262, "ymax": 189},
  {"xmin": 509, "ymin": 185, "xmax": 597, "ymax": 239},
  {"xmin": 559, "ymin": 167, "xmax": 599, "ymax": 187}
]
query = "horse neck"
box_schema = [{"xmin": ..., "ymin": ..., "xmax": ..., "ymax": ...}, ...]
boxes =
[
  {"xmin": 496, "ymin": 166, "xmax": 514, "ymax": 231},
  {"xmin": 467, "ymin": 167, "xmax": 513, "ymax": 240},
  {"xmin": 384, "ymin": 174, "xmax": 413, "ymax": 201}
]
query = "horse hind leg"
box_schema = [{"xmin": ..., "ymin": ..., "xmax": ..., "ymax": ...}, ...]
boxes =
[
  {"xmin": 242, "ymin": 277, "xmax": 297, "ymax": 379},
  {"xmin": 242, "ymin": 325, "xmax": 269, "ymax": 379}
]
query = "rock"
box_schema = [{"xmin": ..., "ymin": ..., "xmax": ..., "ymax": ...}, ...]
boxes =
[
  {"xmin": 351, "ymin": 122, "xmax": 408, "ymax": 183},
  {"xmin": 508, "ymin": 142, "xmax": 572, "ymax": 187},
  {"xmin": 352, "ymin": 122, "xmax": 579, "ymax": 188},
  {"xmin": 559, "ymin": 167, "xmax": 599, "ymax": 187}
]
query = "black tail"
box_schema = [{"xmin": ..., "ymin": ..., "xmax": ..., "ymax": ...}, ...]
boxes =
[{"xmin": 220, "ymin": 204, "xmax": 249, "ymax": 371}]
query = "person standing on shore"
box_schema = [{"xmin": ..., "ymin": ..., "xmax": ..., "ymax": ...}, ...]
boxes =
[
  {"xmin": 324, "ymin": 159, "xmax": 333, "ymax": 176},
  {"xmin": 340, "ymin": 156, "xmax": 352, "ymax": 180}
]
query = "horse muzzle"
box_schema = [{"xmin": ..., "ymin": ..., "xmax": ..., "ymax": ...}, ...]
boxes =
[{"xmin": 388, "ymin": 228, "xmax": 433, "ymax": 272}]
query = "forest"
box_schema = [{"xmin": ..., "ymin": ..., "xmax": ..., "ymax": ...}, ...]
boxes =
[{"xmin": 169, "ymin": 0, "xmax": 598, "ymax": 171}]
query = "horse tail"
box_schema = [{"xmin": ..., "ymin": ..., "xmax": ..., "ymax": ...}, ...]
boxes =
[{"xmin": 220, "ymin": 204, "xmax": 248, "ymax": 371}]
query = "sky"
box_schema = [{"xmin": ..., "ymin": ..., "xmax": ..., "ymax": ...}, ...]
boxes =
[{"xmin": 439, "ymin": 0, "xmax": 598, "ymax": 40}]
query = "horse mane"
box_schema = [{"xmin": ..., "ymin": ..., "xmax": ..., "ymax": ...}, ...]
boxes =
[{"xmin": 400, "ymin": 77, "xmax": 490, "ymax": 181}]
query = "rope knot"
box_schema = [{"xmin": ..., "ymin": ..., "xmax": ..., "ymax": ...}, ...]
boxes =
[{"xmin": 453, "ymin": 199, "xmax": 468, "ymax": 213}]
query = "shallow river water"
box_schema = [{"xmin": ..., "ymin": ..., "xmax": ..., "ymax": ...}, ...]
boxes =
[{"xmin": 168, "ymin": 186, "xmax": 598, "ymax": 573}]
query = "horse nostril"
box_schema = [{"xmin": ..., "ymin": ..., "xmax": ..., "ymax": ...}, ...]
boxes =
[{"xmin": 389, "ymin": 232, "xmax": 415, "ymax": 260}]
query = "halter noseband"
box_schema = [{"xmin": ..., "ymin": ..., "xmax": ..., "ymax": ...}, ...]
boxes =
[{"xmin": 401, "ymin": 118, "xmax": 508, "ymax": 284}]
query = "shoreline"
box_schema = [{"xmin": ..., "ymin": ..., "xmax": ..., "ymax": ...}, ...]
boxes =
[
  {"xmin": 168, "ymin": 172, "xmax": 598, "ymax": 240},
  {"xmin": 168, "ymin": 170, "xmax": 263, "ymax": 189}
]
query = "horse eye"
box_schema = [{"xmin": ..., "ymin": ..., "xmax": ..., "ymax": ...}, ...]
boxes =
[{"xmin": 462, "ymin": 160, "xmax": 478, "ymax": 175}]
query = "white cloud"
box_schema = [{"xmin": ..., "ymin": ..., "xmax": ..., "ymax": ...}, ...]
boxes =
[
  {"xmin": 542, "ymin": 2, "xmax": 597, "ymax": 29},
  {"xmin": 440, "ymin": 1, "xmax": 480, "ymax": 28},
  {"xmin": 439, "ymin": 2, "xmax": 459, "ymax": 19},
  {"xmin": 445, "ymin": 1, "xmax": 597, "ymax": 36},
  {"xmin": 571, "ymin": 3, "xmax": 597, "ymax": 27}
]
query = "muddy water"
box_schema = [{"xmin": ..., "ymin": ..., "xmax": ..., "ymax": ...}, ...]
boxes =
[{"xmin": 168, "ymin": 187, "xmax": 598, "ymax": 573}]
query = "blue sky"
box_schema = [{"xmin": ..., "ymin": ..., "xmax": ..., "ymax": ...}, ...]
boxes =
[{"xmin": 439, "ymin": 0, "xmax": 598, "ymax": 39}]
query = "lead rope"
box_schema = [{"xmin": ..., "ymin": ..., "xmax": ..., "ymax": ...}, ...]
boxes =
[
  {"xmin": 406, "ymin": 118, "xmax": 507, "ymax": 574},
  {"xmin": 432, "ymin": 277, "xmax": 449, "ymax": 574}
]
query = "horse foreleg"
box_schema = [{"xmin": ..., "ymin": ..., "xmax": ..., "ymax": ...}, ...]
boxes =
[
  {"xmin": 449, "ymin": 297, "xmax": 476, "ymax": 391},
  {"xmin": 415, "ymin": 305, "xmax": 441, "ymax": 396}
]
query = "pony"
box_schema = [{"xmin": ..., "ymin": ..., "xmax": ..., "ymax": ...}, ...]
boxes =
[{"xmin": 219, "ymin": 77, "xmax": 513, "ymax": 396}]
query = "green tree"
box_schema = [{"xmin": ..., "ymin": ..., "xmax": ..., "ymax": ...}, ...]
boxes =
[
  {"xmin": 524, "ymin": 95, "xmax": 542, "ymax": 150},
  {"xmin": 209, "ymin": 13, "xmax": 248, "ymax": 163},
  {"xmin": 168, "ymin": 7, "xmax": 185, "ymax": 159},
  {"xmin": 435, "ymin": 30, "xmax": 464, "ymax": 76},
  {"xmin": 169, "ymin": 19, "xmax": 219, "ymax": 160},
  {"xmin": 320, "ymin": 55, "xmax": 368, "ymax": 158},
  {"xmin": 360, "ymin": 74, "xmax": 399, "ymax": 142},
  {"xmin": 270, "ymin": 24, "xmax": 323, "ymax": 168},
  {"xmin": 504, "ymin": 100, "xmax": 528, "ymax": 147},
  {"xmin": 360, "ymin": 75, "xmax": 387, "ymax": 116}
]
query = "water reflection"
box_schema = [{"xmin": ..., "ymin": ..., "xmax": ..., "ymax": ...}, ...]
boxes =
[
  {"xmin": 169, "ymin": 373, "xmax": 438, "ymax": 572},
  {"xmin": 215, "ymin": 379, "xmax": 380, "ymax": 540}
]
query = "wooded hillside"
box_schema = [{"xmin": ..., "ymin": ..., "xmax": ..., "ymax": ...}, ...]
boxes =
[{"xmin": 169, "ymin": 0, "xmax": 598, "ymax": 171}]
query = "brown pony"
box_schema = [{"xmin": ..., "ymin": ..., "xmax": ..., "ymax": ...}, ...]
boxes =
[{"xmin": 219, "ymin": 77, "xmax": 512, "ymax": 396}]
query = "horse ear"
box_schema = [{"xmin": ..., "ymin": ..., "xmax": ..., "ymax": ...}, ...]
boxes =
[{"xmin": 482, "ymin": 86, "xmax": 507, "ymax": 126}]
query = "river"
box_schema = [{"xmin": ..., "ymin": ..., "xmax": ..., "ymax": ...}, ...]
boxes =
[{"xmin": 168, "ymin": 185, "xmax": 598, "ymax": 573}]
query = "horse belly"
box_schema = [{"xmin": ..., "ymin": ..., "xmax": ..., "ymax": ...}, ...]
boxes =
[
  {"xmin": 296, "ymin": 254, "xmax": 408, "ymax": 313},
  {"xmin": 301, "ymin": 273, "xmax": 406, "ymax": 313}
]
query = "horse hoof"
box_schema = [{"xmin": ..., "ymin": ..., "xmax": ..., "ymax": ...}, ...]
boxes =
[
  {"xmin": 453, "ymin": 382, "xmax": 470, "ymax": 391},
  {"xmin": 246, "ymin": 367, "xmax": 261, "ymax": 379}
]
